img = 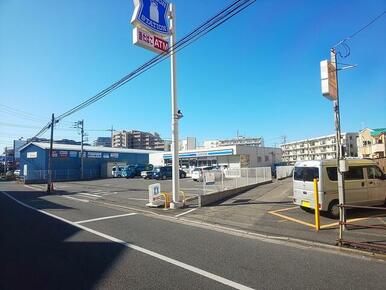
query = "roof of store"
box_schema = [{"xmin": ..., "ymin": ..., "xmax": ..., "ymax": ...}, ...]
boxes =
[{"xmin": 20, "ymin": 142, "xmax": 157, "ymax": 154}]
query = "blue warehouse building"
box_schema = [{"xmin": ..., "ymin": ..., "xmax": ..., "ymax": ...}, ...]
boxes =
[{"xmin": 19, "ymin": 142, "xmax": 154, "ymax": 183}]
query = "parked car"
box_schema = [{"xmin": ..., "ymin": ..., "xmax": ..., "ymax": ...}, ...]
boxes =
[
  {"xmin": 141, "ymin": 169, "xmax": 154, "ymax": 179},
  {"xmin": 191, "ymin": 166, "xmax": 221, "ymax": 182},
  {"xmin": 122, "ymin": 164, "xmax": 152, "ymax": 178},
  {"xmin": 152, "ymin": 166, "xmax": 186, "ymax": 180},
  {"xmin": 14, "ymin": 169, "xmax": 21, "ymax": 177},
  {"xmin": 293, "ymin": 159, "xmax": 386, "ymax": 218},
  {"xmin": 112, "ymin": 166, "xmax": 125, "ymax": 178}
]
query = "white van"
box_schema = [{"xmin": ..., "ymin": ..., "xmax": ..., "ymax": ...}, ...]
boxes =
[
  {"xmin": 111, "ymin": 166, "xmax": 124, "ymax": 178},
  {"xmin": 293, "ymin": 159, "xmax": 386, "ymax": 218},
  {"xmin": 191, "ymin": 166, "xmax": 222, "ymax": 182}
]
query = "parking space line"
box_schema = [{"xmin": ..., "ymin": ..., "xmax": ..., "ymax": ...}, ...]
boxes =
[
  {"xmin": 175, "ymin": 208, "xmax": 197, "ymax": 218},
  {"xmin": 77, "ymin": 192, "xmax": 101, "ymax": 198},
  {"xmin": 320, "ymin": 214, "xmax": 386, "ymax": 229},
  {"xmin": 62, "ymin": 196, "xmax": 90, "ymax": 203},
  {"xmin": 1, "ymin": 190, "xmax": 254, "ymax": 290},
  {"xmin": 75, "ymin": 213, "xmax": 137, "ymax": 224},
  {"xmin": 24, "ymin": 184, "xmax": 44, "ymax": 191},
  {"xmin": 269, "ymin": 211, "xmax": 315, "ymax": 228},
  {"xmin": 126, "ymin": 197, "xmax": 148, "ymax": 201}
]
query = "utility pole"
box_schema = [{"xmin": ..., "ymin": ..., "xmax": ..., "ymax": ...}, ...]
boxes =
[
  {"xmin": 110, "ymin": 125, "xmax": 114, "ymax": 147},
  {"xmin": 169, "ymin": 3, "xmax": 181, "ymax": 209},
  {"xmin": 47, "ymin": 113, "xmax": 55, "ymax": 193},
  {"xmin": 331, "ymin": 48, "xmax": 347, "ymax": 237},
  {"xmin": 74, "ymin": 120, "xmax": 85, "ymax": 179},
  {"xmin": 80, "ymin": 120, "xmax": 84, "ymax": 180}
]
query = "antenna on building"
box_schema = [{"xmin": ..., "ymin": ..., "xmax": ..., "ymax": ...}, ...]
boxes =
[{"xmin": 281, "ymin": 135, "xmax": 287, "ymax": 144}]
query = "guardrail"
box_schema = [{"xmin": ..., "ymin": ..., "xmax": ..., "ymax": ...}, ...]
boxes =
[
  {"xmin": 338, "ymin": 204, "xmax": 386, "ymax": 253},
  {"xmin": 203, "ymin": 167, "xmax": 272, "ymax": 195}
]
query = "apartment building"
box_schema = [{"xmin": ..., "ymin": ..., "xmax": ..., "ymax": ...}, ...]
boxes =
[
  {"xmin": 358, "ymin": 128, "xmax": 386, "ymax": 158},
  {"xmin": 93, "ymin": 137, "xmax": 112, "ymax": 147},
  {"xmin": 281, "ymin": 132, "xmax": 358, "ymax": 164},
  {"xmin": 112, "ymin": 130, "xmax": 167, "ymax": 151}
]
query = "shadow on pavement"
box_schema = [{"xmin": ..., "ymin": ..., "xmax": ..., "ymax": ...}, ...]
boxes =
[{"xmin": 0, "ymin": 193, "xmax": 127, "ymax": 290}]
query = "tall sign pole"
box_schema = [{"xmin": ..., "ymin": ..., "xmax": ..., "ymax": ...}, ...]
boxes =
[
  {"xmin": 131, "ymin": 0, "xmax": 181, "ymax": 208},
  {"xmin": 321, "ymin": 50, "xmax": 347, "ymax": 241},
  {"xmin": 168, "ymin": 3, "xmax": 181, "ymax": 208},
  {"xmin": 330, "ymin": 49, "xmax": 347, "ymax": 239}
]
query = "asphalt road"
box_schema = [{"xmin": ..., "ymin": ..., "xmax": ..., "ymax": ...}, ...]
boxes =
[{"xmin": 1, "ymin": 182, "xmax": 385, "ymax": 290}]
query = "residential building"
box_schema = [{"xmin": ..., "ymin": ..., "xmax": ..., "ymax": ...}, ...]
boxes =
[
  {"xmin": 112, "ymin": 130, "xmax": 167, "ymax": 151},
  {"xmin": 217, "ymin": 136, "xmax": 263, "ymax": 147},
  {"xmin": 358, "ymin": 128, "xmax": 386, "ymax": 158},
  {"xmin": 281, "ymin": 132, "xmax": 358, "ymax": 164},
  {"xmin": 202, "ymin": 137, "xmax": 263, "ymax": 149},
  {"xmin": 93, "ymin": 137, "xmax": 112, "ymax": 147},
  {"xmin": 179, "ymin": 137, "xmax": 196, "ymax": 151},
  {"xmin": 203, "ymin": 140, "xmax": 220, "ymax": 148}
]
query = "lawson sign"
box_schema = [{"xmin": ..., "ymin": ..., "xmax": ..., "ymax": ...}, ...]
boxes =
[
  {"xmin": 164, "ymin": 149, "xmax": 234, "ymax": 160},
  {"xmin": 131, "ymin": 0, "xmax": 170, "ymax": 36}
]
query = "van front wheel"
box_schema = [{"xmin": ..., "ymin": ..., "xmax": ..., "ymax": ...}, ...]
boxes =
[{"xmin": 328, "ymin": 200, "xmax": 340, "ymax": 219}]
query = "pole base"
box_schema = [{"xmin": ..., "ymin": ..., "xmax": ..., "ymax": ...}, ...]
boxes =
[{"xmin": 169, "ymin": 202, "xmax": 183, "ymax": 209}]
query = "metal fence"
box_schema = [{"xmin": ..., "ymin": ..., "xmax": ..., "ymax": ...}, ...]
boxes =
[
  {"xmin": 25, "ymin": 169, "xmax": 100, "ymax": 183},
  {"xmin": 202, "ymin": 167, "xmax": 272, "ymax": 194},
  {"xmin": 276, "ymin": 166, "xmax": 294, "ymax": 180}
]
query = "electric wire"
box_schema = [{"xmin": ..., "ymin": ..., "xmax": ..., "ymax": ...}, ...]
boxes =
[
  {"xmin": 29, "ymin": 0, "xmax": 256, "ymax": 139},
  {"xmin": 333, "ymin": 10, "xmax": 386, "ymax": 57}
]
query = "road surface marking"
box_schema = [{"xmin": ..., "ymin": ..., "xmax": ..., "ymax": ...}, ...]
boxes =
[
  {"xmin": 75, "ymin": 213, "xmax": 137, "ymax": 224},
  {"xmin": 62, "ymin": 196, "xmax": 89, "ymax": 203},
  {"xmin": 77, "ymin": 192, "xmax": 101, "ymax": 198},
  {"xmin": 24, "ymin": 184, "xmax": 44, "ymax": 191},
  {"xmin": 175, "ymin": 208, "xmax": 197, "ymax": 218},
  {"xmin": 101, "ymin": 192, "xmax": 118, "ymax": 196},
  {"xmin": 1, "ymin": 190, "xmax": 254, "ymax": 290},
  {"xmin": 269, "ymin": 211, "xmax": 315, "ymax": 228},
  {"xmin": 320, "ymin": 214, "xmax": 386, "ymax": 229},
  {"xmin": 126, "ymin": 197, "xmax": 148, "ymax": 201},
  {"xmin": 268, "ymin": 206, "xmax": 298, "ymax": 213}
]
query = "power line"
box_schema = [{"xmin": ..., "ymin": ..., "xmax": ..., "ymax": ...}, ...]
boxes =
[
  {"xmin": 333, "ymin": 10, "xmax": 386, "ymax": 57},
  {"xmin": 54, "ymin": 0, "xmax": 255, "ymax": 120},
  {"xmin": 30, "ymin": 0, "xmax": 256, "ymax": 139}
]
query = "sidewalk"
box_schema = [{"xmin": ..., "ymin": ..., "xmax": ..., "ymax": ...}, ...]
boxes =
[{"xmin": 183, "ymin": 179, "xmax": 386, "ymax": 250}]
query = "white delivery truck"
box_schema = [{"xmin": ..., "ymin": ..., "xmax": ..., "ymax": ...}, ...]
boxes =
[{"xmin": 293, "ymin": 159, "xmax": 386, "ymax": 218}]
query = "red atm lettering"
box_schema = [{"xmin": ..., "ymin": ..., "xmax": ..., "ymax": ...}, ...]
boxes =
[{"xmin": 154, "ymin": 36, "xmax": 168, "ymax": 52}]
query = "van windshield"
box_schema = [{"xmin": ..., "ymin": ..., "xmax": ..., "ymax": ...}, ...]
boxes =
[{"xmin": 294, "ymin": 167, "xmax": 319, "ymax": 182}]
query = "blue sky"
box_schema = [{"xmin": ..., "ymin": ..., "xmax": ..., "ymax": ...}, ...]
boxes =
[{"xmin": 0, "ymin": 0, "xmax": 385, "ymax": 149}]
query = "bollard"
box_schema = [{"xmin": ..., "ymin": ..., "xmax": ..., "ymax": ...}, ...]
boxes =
[{"xmin": 313, "ymin": 178, "xmax": 320, "ymax": 231}]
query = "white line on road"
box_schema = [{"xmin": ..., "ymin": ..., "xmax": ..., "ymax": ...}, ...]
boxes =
[
  {"xmin": 62, "ymin": 196, "xmax": 89, "ymax": 203},
  {"xmin": 24, "ymin": 184, "xmax": 44, "ymax": 191},
  {"xmin": 126, "ymin": 197, "xmax": 148, "ymax": 201},
  {"xmin": 175, "ymin": 208, "xmax": 197, "ymax": 218},
  {"xmin": 77, "ymin": 192, "xmax": 101, "ymax": 198},
  {"xmin": 1, "ymin": 190, "xmax": 254, "ymax": 290},
  {"xmin": 75, "ymin": 213, "xmax": 137, "ymax": 224}
]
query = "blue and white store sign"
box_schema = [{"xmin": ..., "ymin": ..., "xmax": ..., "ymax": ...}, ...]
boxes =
[
  {"xmin": 164, "ymin": 149, "xmax": 234, "ymax": 160},
  {"xmin": 131, "ymin": 0, "xmax": 170, "ymax": 36}
]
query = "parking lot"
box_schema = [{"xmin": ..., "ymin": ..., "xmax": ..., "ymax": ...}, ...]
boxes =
[
  {"xmin": 19, "ymin": 177, "xmax": 386, "ymax": 250},
  {"xmin": 24, "ymin": 176, "xmax": 204, "ymax": 216}
]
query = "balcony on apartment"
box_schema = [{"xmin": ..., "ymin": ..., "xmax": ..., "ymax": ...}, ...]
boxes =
[{"xmin": 372, "ymin": 142, "xmax": 385, "ymax": 153}]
